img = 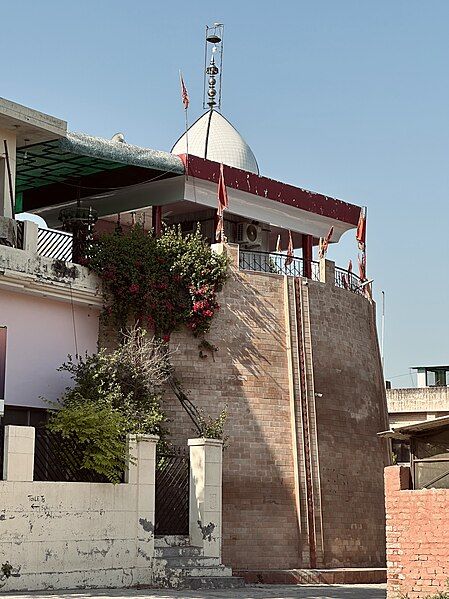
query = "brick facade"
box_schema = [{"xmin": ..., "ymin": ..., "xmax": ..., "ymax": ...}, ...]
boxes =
[
  {"xmin": 385, "ymin": 465, "xmax": 449, "ymax": 598},
  {"xmin": 163, "ymin": 246, "xmax": 389, "ymax": 571}
]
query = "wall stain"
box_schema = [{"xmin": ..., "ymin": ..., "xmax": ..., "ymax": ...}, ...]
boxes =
[
  {"xmin": 138, "ymin": 518, "xmax": 154, "ymax": 533},
  {"xmin": 197, "ymin": 520, "xmax": 215, "ymax": 541}
]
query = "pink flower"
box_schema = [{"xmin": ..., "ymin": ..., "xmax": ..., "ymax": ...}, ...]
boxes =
[
  {"xmin": 162, "ymin": 334, "xmax": 170, "ymax": 343},
  {"xmin": 129, "ymin": 283, "xmax": 140, "ymax": 294}
]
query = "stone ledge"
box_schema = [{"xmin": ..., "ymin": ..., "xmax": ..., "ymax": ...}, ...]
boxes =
[{"xmin": 235, "ymin": 568, "xmax": 387, "ymax": 585}]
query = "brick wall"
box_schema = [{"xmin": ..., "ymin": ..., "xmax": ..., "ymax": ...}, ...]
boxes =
[
  {"xmin": 167, "ymin": 261, "xmax": 300, "ymax": 570},
  {"xmin": 385, "ymin": 465, "xmax": 449, "ymax": 598},
  {"xmin": 163, "ymin": 246, "xmax": 389, "ymax": 571},
  {"xmin": 307, "ymin": 278, "xmax": 390, "ymax": 567}
]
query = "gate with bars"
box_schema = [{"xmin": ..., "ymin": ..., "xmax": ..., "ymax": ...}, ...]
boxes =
[{"xmin": 155, "ymin": 447, "xmax": 190, "ymax": 536}]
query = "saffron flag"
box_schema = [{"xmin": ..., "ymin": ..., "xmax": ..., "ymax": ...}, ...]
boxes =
[
  {"xmin": 275, "ymin": 234, "xmax": 282, "ymax": 253},
  {"xmin": 215, "ymin": 163, "xmax": 228, "ymax": 242},
  {"xmin": 356, "ymin": 207, "xmax": 366, "ymax": 252},
  {"xmin": 180, "ymin": 72, "xmax": 189, "ymax": 110},
  {"xmin": 319, "ymin": 226, "xmax": 334, "ymax": 259},
  {"xmin": 285, "ymin": 230, "xmax": 294, "ymax": 267}
]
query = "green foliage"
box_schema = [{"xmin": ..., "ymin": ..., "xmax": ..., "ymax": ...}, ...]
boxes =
[
  {"xmin": 47, "ymin": 328, "xmax": 171, "ymax": 482},
  {"xmin": 196, "ymin": 406, "xmax": 228, "ymax": 441},
  {"xmin": 86, "ymin": 224, "xmax": 229, "ymax": 338},
  {"xmin": 48, "ymin": 401, "xmax": 128, "ymax": 484}
]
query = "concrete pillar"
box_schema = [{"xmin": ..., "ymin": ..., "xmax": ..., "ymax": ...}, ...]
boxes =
[
  {"xmin": 212, "ymin": 242, "xmax": 239, "ymax": 269},
  {"xmin": 188, "ymin": 438, "xmax": 223, "ymax": 558},
  {"xmin": 0, "ymin": 130, "xmax": 16, "ymax": 218},
  {"xmin": 125, "ymin": 434, "xmax": 158, "ymax": 572},
  {"xmin": 23, "ymin": 220, "xmax": 38, "ymax": 253},
  {"xmin": 3, "ymin": 425, "xmax": 35, "ymax": 481},
  {"xmin": 152, "ymin": 206, "xmax": 162, "ymax": 236},
  {"xmin": 319, "ymin": 258, "xmax": 335, "ymax": 285},
  {"xmin": 302, "ymin": 234, "xmax": 313, "ymax": 279}
]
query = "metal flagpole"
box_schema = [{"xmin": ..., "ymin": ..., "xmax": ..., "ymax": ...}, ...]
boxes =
[{"xmin": 381, "ymin": 290, "xmax": 386, "ymax": 373}]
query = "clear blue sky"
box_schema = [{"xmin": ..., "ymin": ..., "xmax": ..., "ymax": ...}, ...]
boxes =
[{"xmin": 2, "ymin": 0, "xmax": 448, "ymax": 386}]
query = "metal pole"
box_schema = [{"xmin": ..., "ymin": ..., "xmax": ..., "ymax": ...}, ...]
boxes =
[
  {"xmin": 3, "ymin": 140, "xmax": 15, "ymax": 219},
  {"xmin": 381, "ymin": 290, "xmax": 386, "ymax": 373}
]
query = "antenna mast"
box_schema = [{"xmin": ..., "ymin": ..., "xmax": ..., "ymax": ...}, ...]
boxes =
[{"xmin": 203, "ymin": 23, "xmax": 224, "ymax": 111}]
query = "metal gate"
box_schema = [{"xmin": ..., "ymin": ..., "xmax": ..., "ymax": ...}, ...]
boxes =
[{"xmin": 155, "ymin": 448, "xmax": 190, "ymax": 535}]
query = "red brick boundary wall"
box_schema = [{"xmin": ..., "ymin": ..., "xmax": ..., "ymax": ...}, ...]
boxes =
[{"xmin": 385, "ymin": 465, "xmax": 449, "ymax": 598}]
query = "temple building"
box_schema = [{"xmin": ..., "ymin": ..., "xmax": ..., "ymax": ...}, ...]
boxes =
[{"xmin": 0, "ymin": 25, "xmax": 389, "ymax": 588}]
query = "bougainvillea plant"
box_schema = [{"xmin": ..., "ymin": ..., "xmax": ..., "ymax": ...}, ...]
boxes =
[{"xmin": 86, "ymin": 225, "xmax": 229, "ymax": 339}]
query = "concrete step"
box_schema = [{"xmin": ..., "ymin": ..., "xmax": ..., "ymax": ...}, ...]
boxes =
[
  {"xmin": 154, "ymin": 555, "xmax": 222, "ymax": 567},
  {"xmin": 154, "ymin": 563, "xmax": 233, "ymax": 578},
  {"xmin": 154, "ymin": 535, "xmax": 190, "ymax": 547},
  {"xmin": 235, "ymin": 567, "xmax": 387, "ymax": 585},
  {"xmin": 154, "ymin": 545, "xmax": 203, "ymax": 558},
  {"xmin": 181, "ymin": 576, "xmax": 245, "ymax": 590}
]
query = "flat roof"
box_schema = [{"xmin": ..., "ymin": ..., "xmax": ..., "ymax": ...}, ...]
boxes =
[
  {"xmin": 0, "ymin": 97, "xmax": 66, "ymax": 146},
  {"xmin": 378, "ymin": 415, "xmax": 449, "ymax": 439},
  {"xmin": 412, "ymin": 365, "xmax": 449, "ymax": 370}
]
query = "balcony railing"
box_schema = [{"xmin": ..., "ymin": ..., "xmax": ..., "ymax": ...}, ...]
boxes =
[
  {"xmin": 37, "ymin": 228, "xmax": 73, "ymax": 262},
  {"xmin": 239, "ymin": 250, "xmax": 320, "ymax": 280},
  {"xmin": 334, "ymin": 266, "xmax": 364, "ymax": 295},
  {"xmin": 239, "ymin": 249, "xmax": 365, "ymax": 295}
]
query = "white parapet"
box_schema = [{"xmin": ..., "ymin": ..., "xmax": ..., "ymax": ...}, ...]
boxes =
[
  {"xmin": 188, "ymin": 437, "xmax": 223, "ymax": 558},
  {"xmin": 0, "ymin": 429, "xmax": 158, "ymax": 591}
]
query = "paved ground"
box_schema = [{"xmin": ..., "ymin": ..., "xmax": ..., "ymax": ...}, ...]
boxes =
[{"xmin": 4, "ymin": 584, "xmax": 387, "ymax": 599}]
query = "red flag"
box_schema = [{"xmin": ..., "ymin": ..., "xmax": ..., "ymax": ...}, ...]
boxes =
[
  {"xmin": 319, "ymin": 225, "xmax": 334, "ymax": 258},
  {"xmin": 218, "ymin": 163, "xmax": 229, "ymax": 209},
  {"xmin": 215, "ymin": 163, "xmax": 228, "ymax": 242},
  {"xmin": 285, "ymin": 230, "xmax": 294, "ymax": 267},
  {"xmin": 180, "ymin": 72, "xmax": 189, "ymax": 110},
  {"xmin": 356, "ymin": 207, "xmax": 366, "ymax": 252}
]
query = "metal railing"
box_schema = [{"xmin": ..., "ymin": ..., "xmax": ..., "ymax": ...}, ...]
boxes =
[
  {"xmin": 155, "ymin": 447, "xmax": 190, "ymax": 535},
  {"xmin": 33, "ymin": 428, "xmax": 110, "ymax": 482},
  {"xmin": 37, "ymin": 228, "xmax": 73, "ymax": 262},
  {"xmin": 334, "ymin": 266, "xmax": 364, "ymax": 295},
  {"xmin": 239, "ymin": 250, "xmax": 320, "ymax": 280}
]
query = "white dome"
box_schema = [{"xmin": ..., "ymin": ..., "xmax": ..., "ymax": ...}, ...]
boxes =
[{"xmin": 171, "ymin": 110, "xmax": 259, "ymax": 174}]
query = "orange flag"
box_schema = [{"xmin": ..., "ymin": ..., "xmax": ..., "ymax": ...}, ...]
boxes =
[
  {"xmin": 215, "ymin": 163, "xmax": 229, "ymax": 242},
  {"xmin": 319, "ymin": 226, "xmax": 334, "ymax": 258},
  {"xmin": 180, "ymin": 72, "xmax": 189, "ymax": 110},
  {"xmin": 285, "ymin": 230, "xmax": 294, "ymax": 267},
  {"xmin": 356, "ymin": 207, "xmax": 366, "ymax": 252}
]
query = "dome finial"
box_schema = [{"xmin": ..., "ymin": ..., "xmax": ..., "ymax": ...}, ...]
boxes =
[{"xmin": 203, "ymin": 23, "xmax": 224, "ymax": 111}]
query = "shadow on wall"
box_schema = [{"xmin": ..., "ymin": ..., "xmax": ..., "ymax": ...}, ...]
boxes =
[
  {"xmin": 167, "ymin": 266, "xmax": 300, "ymax": 571},
  {"xmin": 162, "ymin": 259, "xmax": 389, "ymax": 571}
]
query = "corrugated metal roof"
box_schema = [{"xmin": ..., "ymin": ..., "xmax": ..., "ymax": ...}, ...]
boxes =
[
  {"xmin": 378, "ymin": 415, "xmax": 449, "ymax": 439},
  {"xmin": 61, "ymin": 132, "xmax": 184, "ymax": 173}
]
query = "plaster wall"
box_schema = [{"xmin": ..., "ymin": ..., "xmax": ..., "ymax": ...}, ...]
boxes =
[
  {"xmin": 0, "ymin": 432, "xmax": 157, "ymax": 592},
  {"xmin": 0, "ymin": 288, "xmax": 99, "ymax": 408}
]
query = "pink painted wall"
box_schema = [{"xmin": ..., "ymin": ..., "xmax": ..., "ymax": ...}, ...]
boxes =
[{"xmin": 0, "ymin": 290, "xmax": 99, "ymax": 408}]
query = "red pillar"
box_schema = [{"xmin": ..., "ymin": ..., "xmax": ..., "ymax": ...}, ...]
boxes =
[
  {"xmin": 152, "ymin": 206, "xmax": 162, "ymax": 236},
  {"xmin": 302, "ymin": 234, "xmax": 313, "ymax": 279}
]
